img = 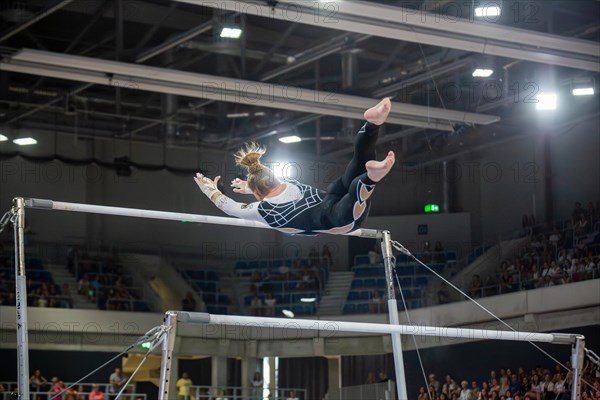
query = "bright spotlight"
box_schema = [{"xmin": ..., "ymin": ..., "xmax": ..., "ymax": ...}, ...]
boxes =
[
  {"xmin": 475, "ymin": 5, "xmax": 501, "ymax": 17},
  {"xmin": 282, "ymin": 309, "xmax": 295, "ymax": 318},
  {"xmin": 572, "ymin": 87, "xmax": 594, "ymax": 96},
  {"xmin": 472, "ymin": 69, "xmax": 494, "ymax": 77},
  {"xmin": 278, "ymin": 135, "xmax": 302, "ymax": 144},
  {"xmin": 13, "ymin": 137, "xmax": 37, "ymax": 146},
  {"xmin": 0, "ymin": 134, "xmax": 8, "ymax": 142},
  {"xmin": 536, "ymin": 93, "xmax": 557, "ymax": 111},
  {"xmin": 220, "ymin": 27, "xmax": 242, "ymax": 39}
]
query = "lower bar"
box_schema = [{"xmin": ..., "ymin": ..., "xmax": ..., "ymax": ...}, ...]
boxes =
[{"xmin": 175, "ymin": 312, "xmax": 561, "ymax": 344}]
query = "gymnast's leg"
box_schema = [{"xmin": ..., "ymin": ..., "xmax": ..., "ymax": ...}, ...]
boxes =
[{"xmin": 341, "ymin": 98, "xmax": 394, "ymax": 189}]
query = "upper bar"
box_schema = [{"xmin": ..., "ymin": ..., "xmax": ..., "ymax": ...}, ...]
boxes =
[
  {"xmin": 23, "ymin": 198, "xmax": 382, "ymax": 239},
  {"xmin": 174, "ymin": 311, "xmax": 575, "ymax": 345}
]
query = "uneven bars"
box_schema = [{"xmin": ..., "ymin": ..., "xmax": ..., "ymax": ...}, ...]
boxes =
[
  {"xmin": 24, "ymin": 198, "xmax": 382, "ymax": 238},
  {"xmin": 174, "ymin": 311, "xmax": 577, "ymax": 345}
]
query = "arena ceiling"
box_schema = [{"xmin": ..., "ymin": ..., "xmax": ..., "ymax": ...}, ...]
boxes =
[{"xmin": 0, "ymin": 0, "xmax": 599, "ymax": 165}]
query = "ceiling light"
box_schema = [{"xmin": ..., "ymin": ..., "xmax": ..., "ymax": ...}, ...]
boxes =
[
  {"xmin": 300, "ymin": 297, "xmax": 316, "ymax": 303},
  {"xmin": 572, "ymin": 87, "xmax": 594, "ymax": 96},
  {"xmin": 220, "ymin": 27, "xmax": 242, "ymax": 39},
  {"xmin": 0, "ymin": 134, "xmax": 8, "ymax": 142},
  {"xmin": 279, "ymin": 135, "xmax": 302, "ymax": 144},
  {"xmin": 536, "ymin": 93, "xmax": 557, "ymax": 111},
  {"xmin": 474, "ymin": 6, "xmax": 501, "ymax": 17},
  {"xmin": 472, "ymin": 69, "xmax": 494, "ymax": 77},
  {"xmin": 254, "ymin": 112, "xmax": 265, "ymax": 116},
  {"xmin": 13, "ymin": 137, "xmax": 37, "ymax": 146},
  {"xmin": 282, "ymin": 309, "xmax": 295, "ymax": 318},
  {"xmin": 226, "ymin": 112, "xmax": 250, "ymax": 118}
]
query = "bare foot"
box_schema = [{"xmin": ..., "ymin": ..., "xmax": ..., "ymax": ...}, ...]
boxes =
[
  {"xmin": 366, "ymin": 151, "xmax": 396, "ymax": 182},
  {"xmin": 364, "ymin": 98, "xmax": 392, "ymax": 125}
]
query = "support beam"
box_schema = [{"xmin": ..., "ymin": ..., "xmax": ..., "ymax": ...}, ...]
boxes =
[
  {"xmin": 251, "ymin": 23, "xmax": 299, "ymax": 76},
  {"xmin": 0, "ymin": 0, "xmax": 74, "ymax": 43},
  {"xmin": 188, "ymin": 0, "xmax": 600, "ymax": 72},
  {"xmin": 136, "ymin": 20, "xmax": 213, "ymax": 63},
  {"xmin": 2, "ymin": 50, "xmax": 499, "ymax": 130},
  {"xmin": 327, "ymin": 357, "xmax": 342, "ymax": 400}
]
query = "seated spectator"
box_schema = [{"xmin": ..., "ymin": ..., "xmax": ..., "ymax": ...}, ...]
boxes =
[
  {"xmin": 438, "ymin": 282, "xmax": 451, "ymax": 304},
  {"xmin": 370, "ymin": 290, "xmax": 382, "ymax": 313},
  {"xmin": 52, "ymin": 380, "xmax": 66, "ymax": 400},
  {"xmin": 250, "ymin": 295, "xmax": 263, "ymax": 316},
  {"xmin": 434, "ymin": 241, "xmax": 446, "ymax": 262},
  {"xmin": 322, "ymin": 245, "xmax": 333, "ymax": 269},
  {"xmin": 89, "ymin": 384, "xmax": 104, "ymax": 400},
  {"xmin": 429, "ymin": 374, "xmax": 441, "ymax": 393},
  {"xmin": 499, "ymin": 270, "xmax": 514, "ymax": 293},
  {"xmin": 509, "ymin": 375, "xmax": 521, "ymax": 397},
  {"xmin": 459, "ymin": 381, "xmax": 472, "ymax": 400},
  {"xmin": 182, "ymin": 292, "xmax": 196, "ymax": 312},
  {"xmin": 418, "ymin": 386, "xmax": 430, "ymax": 400},
  {"xmin": 368, "ymin": 244, "xmax": 381, "ymax": 265},
  {"xmin": 469, "ymin": 275, "xmax": 482, "ymax": 298},
  {"xmin": 215, "ymin": 389, "xmax": 228, "ymax": 400},
  {"xmin": 79, "ymin": 274, "xmax": 91, "ymax": 296},
  {"xmin": 264, "ymin": 292, "xmax": 276, "ymax": 317},
  {"xmin": 77, "ymin": 385, "xmax": 86, "ymax": 400},
  {"xmin": 379, "ymin": 370, "xmax": 389, "ymax": 383}
]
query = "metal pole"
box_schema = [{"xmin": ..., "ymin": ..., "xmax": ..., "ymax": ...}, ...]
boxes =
[
  {"xmin": 13, "ymin": 197, "xmax": 30, "ymax": 400},
  {"xmin": 571, "ymin": 335, "xmax": 585, "ymax": 400},
  {"xmin": 381, "ymin": 231, "xmax": 408, "ymax": 400},
  {"xmin": 159, "ymin": 311, "xmax": 178, "ymax": 400}
]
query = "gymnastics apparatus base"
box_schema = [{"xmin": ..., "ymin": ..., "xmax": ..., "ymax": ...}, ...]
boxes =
[{"xmin": 7, "ymin": 197, "xmax": 586, "ymax": 400}]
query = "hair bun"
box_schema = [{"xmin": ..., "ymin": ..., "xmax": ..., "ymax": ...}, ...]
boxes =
[{"xmin": 235, "ymin": 143, "xmax": 266, "ymax": 173}]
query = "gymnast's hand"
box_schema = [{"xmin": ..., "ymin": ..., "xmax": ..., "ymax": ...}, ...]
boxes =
[
  {"xmin": 194, "ymin": 173, "xmax": 221, "ymax": 196},
  {"xmin": 231, "ymin": 178, "xmax": 253, "ymax": 194}
]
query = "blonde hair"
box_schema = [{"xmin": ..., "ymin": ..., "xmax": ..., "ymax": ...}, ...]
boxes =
[{"xmin": 234, "ymin": 142, "xmax": 279, "ymax": 198}]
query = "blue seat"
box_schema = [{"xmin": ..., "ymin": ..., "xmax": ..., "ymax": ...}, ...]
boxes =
[
  {"xmin": 235, "ymin": 261, "xmax": 247, "ymax": 270},
  {"xmin": 355, "ymin": 255, "xmax": 370, "ymax": 265},
  {"xmin": 377, "ymin": 278, "xmax": 386, "ymax": 287},
  {"xmin": 351, "ymin": 280, "xmax": 362, "ymax": 289},
  {"xmin": 348, "ymin": 291, "xmax": 359, "ymax": 301},
  {"xmin": 359, "ymin": 291, "xmax": 371, "ymax": 300},
  {"xmin": 206, "ymin": 271, "xmax": 218, "ymax": 281},
  {"xmin": 364, "ymin": 278, "xmax": 376, "ymax": 287},
  {"xmin": 400, "ymin": 277, "xmax": 412, "ymax": 287},
  {"xmin": 357, "ymin": 303, "xmax": 369, "ymax": 313},
  {"xmin": 415, "ymin": 277, "xmax": 428, "ymax": 286},
  {"xmin": 344, "ymin": 303, "xmax": 356, "ymax": 313}
]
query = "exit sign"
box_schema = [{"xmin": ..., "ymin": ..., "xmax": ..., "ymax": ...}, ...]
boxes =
[{"xmin": 424, "ymin": 204, "xmax": 440, "ymax": 213}]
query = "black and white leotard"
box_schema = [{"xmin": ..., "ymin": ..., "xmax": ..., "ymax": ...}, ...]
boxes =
[{"xmin": 205, "ymin": 122, "xmax": 380, "ymax": 235}]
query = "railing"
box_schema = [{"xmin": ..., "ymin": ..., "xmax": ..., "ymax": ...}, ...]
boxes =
[
  {"xmin": 0, "ymin": 382, "xmax": 143, "ymax": 400},
  {"xmin": 341, "ymin": 381, "xmax": 396, "ymax": 400},
  {"xmin": 190, "ymin": 385, "xmax": 307, "ymax": 400}
]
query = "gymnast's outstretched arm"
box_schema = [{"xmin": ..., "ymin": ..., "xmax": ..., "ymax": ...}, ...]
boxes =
[{"xmin": 194, "ymin": 173, "xmax": 263, "ymax": 222}]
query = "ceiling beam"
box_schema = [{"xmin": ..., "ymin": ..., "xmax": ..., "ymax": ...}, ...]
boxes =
[
  {"xmin": 136, "ymin": 20, "xmax": 213, "ymax": 63},
  {"xmin": 2, "ymin": 49, "xmax": 500, "ymax": 130},
  {"xmin": 0, "ymin": 0, "xmax": 75, "ymax": 43},
  {"xmin": 187, "ymin": 0, "xmax": 600, "ymax": 72}
]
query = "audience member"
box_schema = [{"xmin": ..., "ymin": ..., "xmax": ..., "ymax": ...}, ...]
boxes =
[
  {"xmin": 176, "ymin": 372, "xmax": 192, "ymax": 400},
  {"xmin": 89, "ymin": 385, "xmax": 104, "ymax": 400},
  {"xmin": 182, "ymin": 292, "xmax": 196, "ymax": 312},
  {"xmin": 108, "ymin": 367, "xmax": 125, "ymax": 395}
]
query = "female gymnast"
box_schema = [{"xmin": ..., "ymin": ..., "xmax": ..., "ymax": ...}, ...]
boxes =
[{"xmin": 194, "ymin": 98, "xmax": 395, "ymax": 235}]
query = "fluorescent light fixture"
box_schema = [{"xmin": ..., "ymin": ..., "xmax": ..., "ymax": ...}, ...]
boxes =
[
  {"xmin": 300, "ymin": 297, "xmax": 316, "ymax": 303},
  {"xmin": 475, "ymin": 5, "xmax": 501, "ymax": 17},
  {"xmin": 13, "ymin": 137, "xmax": 37, "ymax": 146},
  {"xmin": 220, "ymin": 27, "xmax": 242, "ymax": 39},
  {"xmin": 472, "ymin": 69, "xmax": 494, "ymax": 77},
  {"xmin": 254, "ymin": 112, "xmax": 266, "ymax": 116},
  {"xmin": 0, "ymin": 134, "xmax": 8, "ymax": 142},
  {"xmin": 226, "ymin": 112, "xmax": 250, "ymax": 118},
  {"xmin": 282, "ymin": 309, "xmax": 295, "ymax": 318},
  {"xmin": 536, "ymin": 93, "xmax": 557, "ymax": 111},
  {"xmin": 278, "ymin": 135, "xmax": 302, "ymax": 144},
  {"xmin": 572, "ymin": 87, "xmax": 594, "ymax": 96}
]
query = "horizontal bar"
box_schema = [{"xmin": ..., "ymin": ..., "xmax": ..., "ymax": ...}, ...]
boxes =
[
  {"xmin": 174, "ymin": 311, "xmax": 572, "ymax": 345},
  {"xmin": 23, "ymin": 198, "xmax": 382, "ymax": 238}
]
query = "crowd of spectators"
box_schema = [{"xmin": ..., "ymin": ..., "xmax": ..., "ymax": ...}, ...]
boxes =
[
  {"xmin": 69, "ymin": 248, "xmax": 142, "ymax": 311},
  {"xmin": 246, "ymin": 245, "xmax": 332, "ymax": 316},
  {"xmin": 462, "ymin": 201, "xmax": 600, "ymax": 300},
  {"xmin": 19, "ymin": 367, "xmax": 132, "ymax": 400},
  {"xmin": 416, "ymin": 361, "xmax": 599, "ymax": 400}
]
